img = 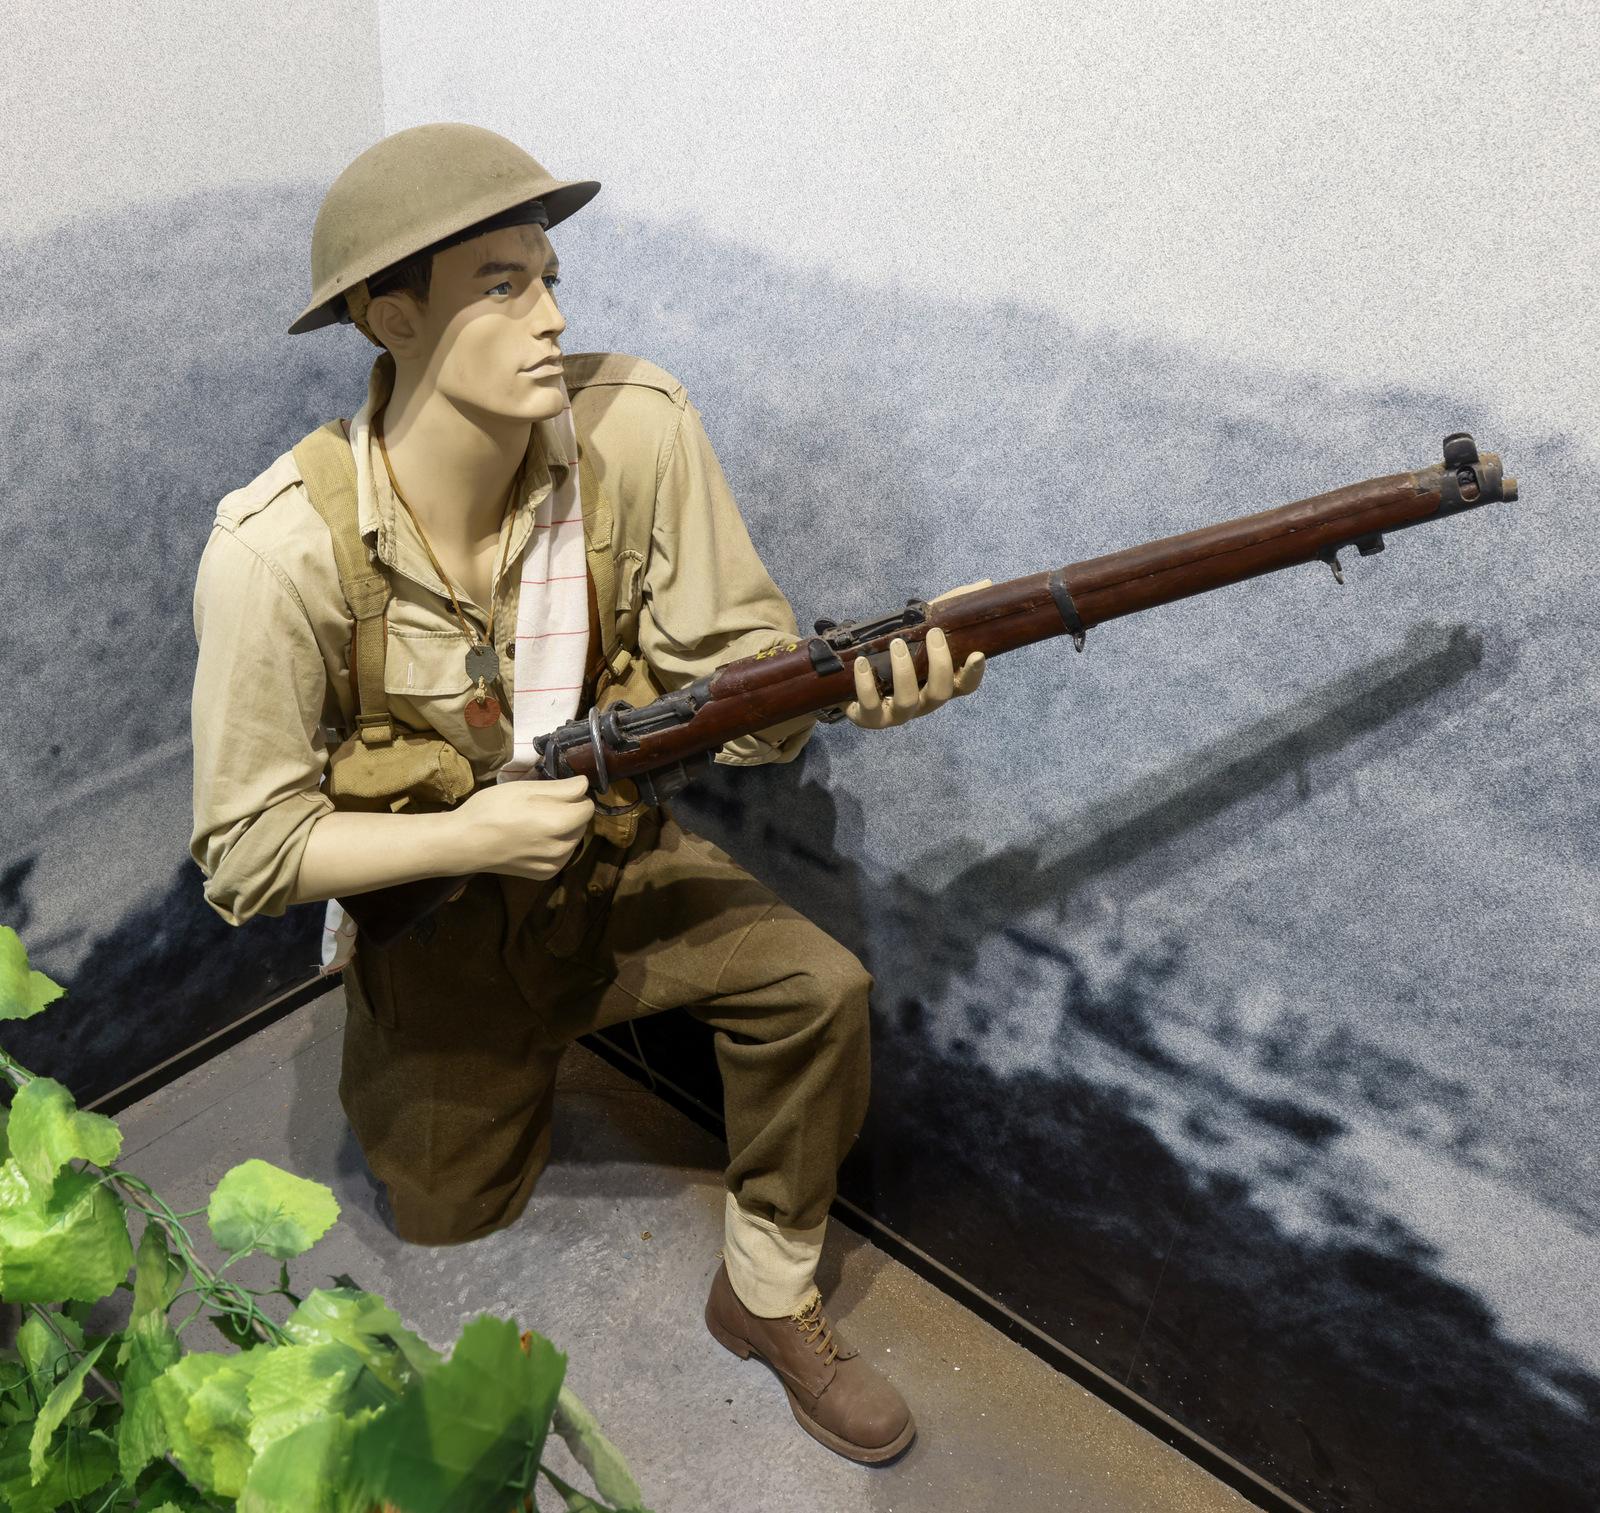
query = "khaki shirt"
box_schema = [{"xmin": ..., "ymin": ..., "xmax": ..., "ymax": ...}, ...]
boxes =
[{"xmin": 191, "ymin": 351, "xmax": 815, "ymax": 926}]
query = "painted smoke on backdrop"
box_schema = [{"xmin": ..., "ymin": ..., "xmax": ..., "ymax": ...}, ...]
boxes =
[
  {"xmin": 0, "ymin": 181, "xmax": 365, "ymax": 1076},
  {"xmin": 859, "ymin": 618, "xmax": 1600, "ymax": 1395}
]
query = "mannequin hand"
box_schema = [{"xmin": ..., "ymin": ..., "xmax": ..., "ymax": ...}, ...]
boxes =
[
  {"xmin": 841, "ymin": 579, "xmax": 990, "ymax": 730},
  {"xmin": 448, "ymin": 774, "xmax": 594, "ymax": 880}
]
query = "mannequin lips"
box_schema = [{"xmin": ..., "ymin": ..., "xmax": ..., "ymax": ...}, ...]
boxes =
[{"xmin": 520, "ymin": 357, "xmax": 562, "ymax": 374}]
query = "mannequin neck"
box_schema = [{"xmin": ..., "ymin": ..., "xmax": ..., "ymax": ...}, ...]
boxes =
[{"xmin": 376, "ymin": 362, "xmax": 533, "ymax": 546}]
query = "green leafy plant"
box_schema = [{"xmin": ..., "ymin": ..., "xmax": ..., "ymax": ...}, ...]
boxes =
[{"xmin": 0, "ymin": 925, "xmax": 653, "ymax": 1512}]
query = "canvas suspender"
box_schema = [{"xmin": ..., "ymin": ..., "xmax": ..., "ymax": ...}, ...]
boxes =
[{"xmin": 292, "ymin": 420, "xmax": 396, "ymax": 746}]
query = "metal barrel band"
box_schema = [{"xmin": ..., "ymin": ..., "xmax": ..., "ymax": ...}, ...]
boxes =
[{"xmin": 1047, "ymin": 568, "xmax": 1087, "ymax": 652}]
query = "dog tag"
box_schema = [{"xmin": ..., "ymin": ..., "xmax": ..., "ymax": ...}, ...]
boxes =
[
  {"xmin": 464, "ymin": 693, "xmax": 502, "ymax": 728},
  {"xmin": 464, "ymin": 641, "xmax": 500, "ymax": 683}
]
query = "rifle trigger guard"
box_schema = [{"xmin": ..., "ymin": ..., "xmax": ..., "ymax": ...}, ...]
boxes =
[
  {"xmin": 586, "ymin": 703, "xmax": 655, "ymax": 816},
  {"xmin": 1047, "ymin": 568, "xmax": 1087, "ymax": 652}
]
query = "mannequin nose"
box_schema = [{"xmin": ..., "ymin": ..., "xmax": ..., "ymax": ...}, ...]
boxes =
[{"xmin": 533, "ymin": 290, "xmax": 565, "ymax": 342}]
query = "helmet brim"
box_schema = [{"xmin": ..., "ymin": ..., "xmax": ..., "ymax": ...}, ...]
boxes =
[{"xmin": 287, "ymin": 177, "xmax": 600, "ymax": 336}]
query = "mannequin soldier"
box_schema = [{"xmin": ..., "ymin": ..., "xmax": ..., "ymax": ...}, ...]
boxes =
[{"xmin": 189, "ymin": 123, "xmax": 986, "ymax": 1465}]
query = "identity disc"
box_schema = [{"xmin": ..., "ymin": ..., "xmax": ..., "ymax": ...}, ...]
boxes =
[{"xmin": 464, "ymin": 642, "xmax": 500, "ymax": 683}]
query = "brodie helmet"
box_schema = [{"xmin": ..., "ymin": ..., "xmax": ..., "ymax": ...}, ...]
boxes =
[{"xmin": 288, "ymin": 122, "xmax": 599, "ymax": 336}]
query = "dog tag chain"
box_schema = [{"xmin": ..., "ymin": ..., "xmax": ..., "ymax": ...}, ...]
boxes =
[{"xmin": 378, "ymin": 414, "xmax": 518, "ymax": 730}]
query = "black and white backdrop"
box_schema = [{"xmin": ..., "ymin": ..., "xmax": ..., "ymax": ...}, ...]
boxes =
[{"xmin": 1, "ymin": 4, "xmax": 1594, "ymax": 1509}]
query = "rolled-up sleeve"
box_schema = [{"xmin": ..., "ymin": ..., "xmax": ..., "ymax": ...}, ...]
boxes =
[
  {"xmin": 190, "ymin": 526, "xmax": 335, "ymax": 924},
  {"xmin": 639, "ymin": 399, "xmax": 817, "ymax": 767}
]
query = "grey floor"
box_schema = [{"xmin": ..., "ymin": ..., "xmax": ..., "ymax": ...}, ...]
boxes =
[{"xmin": 114, "ymin": 987, "xmax": 1254, "ymax": 1513}]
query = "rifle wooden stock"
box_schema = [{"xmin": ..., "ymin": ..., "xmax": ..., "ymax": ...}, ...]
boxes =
[{"xmin": 335, "ymin": 433, "xmax": 1515, "ymax": 948}]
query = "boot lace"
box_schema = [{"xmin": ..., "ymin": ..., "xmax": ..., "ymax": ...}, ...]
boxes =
[{"xmin": 790, "ymin": 1294, "xmax": 839, "ymax": 1366}]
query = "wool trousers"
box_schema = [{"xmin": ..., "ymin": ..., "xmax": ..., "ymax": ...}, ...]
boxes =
[{"xmin": 337, "ymin": 805, "xmax": 872, "ymax": 1312}]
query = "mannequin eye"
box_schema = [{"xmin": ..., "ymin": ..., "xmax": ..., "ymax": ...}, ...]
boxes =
[
  {"xmin": 543, "ymin": 274, "xmax": 561, "ymax": 290},
  {"xmin": 487, "ymin": 280, "xmax": 513, "ymax": 297}
]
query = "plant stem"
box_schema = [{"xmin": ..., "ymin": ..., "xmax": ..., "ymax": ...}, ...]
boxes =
[{"xmin": 110, "ymin": 1175, "xmax": 289, "ymax": 1348}]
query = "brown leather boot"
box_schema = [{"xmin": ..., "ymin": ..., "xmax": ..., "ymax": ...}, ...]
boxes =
[{"xmin": 704, "ymin": 1261, "xmax": 916, "ymax": 1464}]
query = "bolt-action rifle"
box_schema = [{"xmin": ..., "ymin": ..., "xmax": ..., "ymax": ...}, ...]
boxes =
[{"xmin": 340, "ymin": 432, "xmax": 1516, "ymax": 947}]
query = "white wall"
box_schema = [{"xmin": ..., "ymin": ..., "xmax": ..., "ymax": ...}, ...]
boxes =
[
  {"xmin": 1, "ymin": 0, "xmax": 384, "ymax": 240},
  {"xmin": 376, "ymin": 0, "xmax": 1596, "ymax": 447}
]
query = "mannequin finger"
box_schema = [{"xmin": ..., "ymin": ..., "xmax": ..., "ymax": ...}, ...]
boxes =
[
  {"xmin": 923, "ymin": 628, "xmax": 955, "ymax": 705},
  {"xmin": 853, "ymin": 651, "xmax": 883, "ymax": 714},
  {"xmin": 846, "ymin": 654, "xmax": 886, "ymax": 728},
  {"xmin": 953, "ymin": 651, "xmax": 986, "ymax": 696},
  {"xmin": 888, "ymin": 638, "xmax": 919, "ymax": 720}
]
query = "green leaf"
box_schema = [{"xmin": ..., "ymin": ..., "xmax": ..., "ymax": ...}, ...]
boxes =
[
  {"xmin": 0, "ymin": 1355, "xmax": 31, "ymax": 1424},
  {"xmin": 551, "ymin": 1382, "xmax": 647, "ymax": 1511},
  {"xmin": 246, "ymin": 1341, "xmax": 375, "ymax": 1453},
  {"xmin": 348, "ymin": 1314, "xmax": 566, "ymax": 1513},
  {"xmin": 0, "ymin": 1420, "xmax": 116, "ymax": 1512},
  {"xmin": 274, "ymin": 1259, "xmax": 303, "ymax": 1309},
  {"xmin": 151, "ymin": 1348, "xmax": 268, "ymax": 1499},
  {"xmin": 7, "ymin": 1076, "xmax": 121, "ymax": 1199},
  {"xmin": 135, "ymin": 1457, "xmax": 229, "ymax": 1510},
  {"xmin": 0, "ymin": 1105, "xmax": 9, "ymax": 1163},
  {"xmin": 28, "ymin": 1334, "xmax": 107, "ymax": 1481},
  {"xmin": 116, "ymin": 1310, "xmax": 182, "ymax": 1481},
  {"xmin": 282, "ymin": 1287, "xmax": 441, "ymax": 1397},
  {"xmin": 0, "ymin": 928, "xmax": 65, "ymax": 1022},
  {"xmin": 132, "ymin": 1219, "xmax": 187, "ymax": 1322},
  {"xmin": 16, "ymin": 1308, "xmax": 85, "ymax": 1387},
  {"xmin": 237, "ymin": 1407, "xmax": 378, "ymax": 1513},
  {"xmin": 0, "ymin": 1164, "xmax": 133, "ymax": 1302},
  {"xmin": 0, "ymin": 1157, "xmax": 30, "ymax": 1210},
  {"xmin": 207, "ymin": 1159, "xmax": 339, "ymax": 1261}
]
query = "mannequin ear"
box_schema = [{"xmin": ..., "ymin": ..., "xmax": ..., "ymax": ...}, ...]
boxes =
[{"xmin": 366, "ymin": 291, "xmax": 425, "ymax": 358}]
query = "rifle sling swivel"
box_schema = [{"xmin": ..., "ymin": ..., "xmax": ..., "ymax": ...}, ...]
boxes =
[{"xmin": 1047, "ymin": 568, "xmax": 1087, "ymax": 652}]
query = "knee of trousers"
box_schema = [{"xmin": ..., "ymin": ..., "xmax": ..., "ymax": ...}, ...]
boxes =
[{"xmin": 797, "ymin": 940, "xmax": 873, "ymax": 1057}]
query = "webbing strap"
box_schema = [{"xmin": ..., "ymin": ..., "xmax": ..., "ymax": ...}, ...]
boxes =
[
  {"xmin": 292, "ymin": 420, "xmax": 394, "ymax": 745},
  {"xmin": 577, "ymin": 440, "xmax": 633, "ymax": 686}
]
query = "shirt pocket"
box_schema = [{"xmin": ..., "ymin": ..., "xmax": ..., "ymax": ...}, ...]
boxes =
[{"xmin": 382, "ymin": 625, "xmax": 509, "ymax": 760}]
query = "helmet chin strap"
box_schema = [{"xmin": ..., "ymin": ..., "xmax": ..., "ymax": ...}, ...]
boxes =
[{"xmin": 342, "ymin": 279, "xmax": 385, "ymax": 349}]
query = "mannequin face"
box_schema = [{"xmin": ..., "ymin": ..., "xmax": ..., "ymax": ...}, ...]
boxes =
[{"xmin": 368, "ymin": 222, "xmax": 568, "ymax": 423}]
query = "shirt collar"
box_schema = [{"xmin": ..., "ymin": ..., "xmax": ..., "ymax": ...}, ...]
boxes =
[{"xmin": 348, "ymin": 353, "xmax": 570, "ymax": 607}]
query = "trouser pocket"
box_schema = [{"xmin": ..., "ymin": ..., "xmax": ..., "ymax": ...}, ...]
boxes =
[
  {"xmin": 348, "ymin": 873, "xmax": 508, "ymax": 1033},
  {"xmin": 346, "ymin": 937, "xmax": 399, "ymax": 1029}
]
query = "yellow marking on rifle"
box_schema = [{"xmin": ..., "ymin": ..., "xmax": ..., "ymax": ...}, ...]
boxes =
[{"xmin": 754, "ymin": 641, "xmax": 800, "ymax": 660}]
